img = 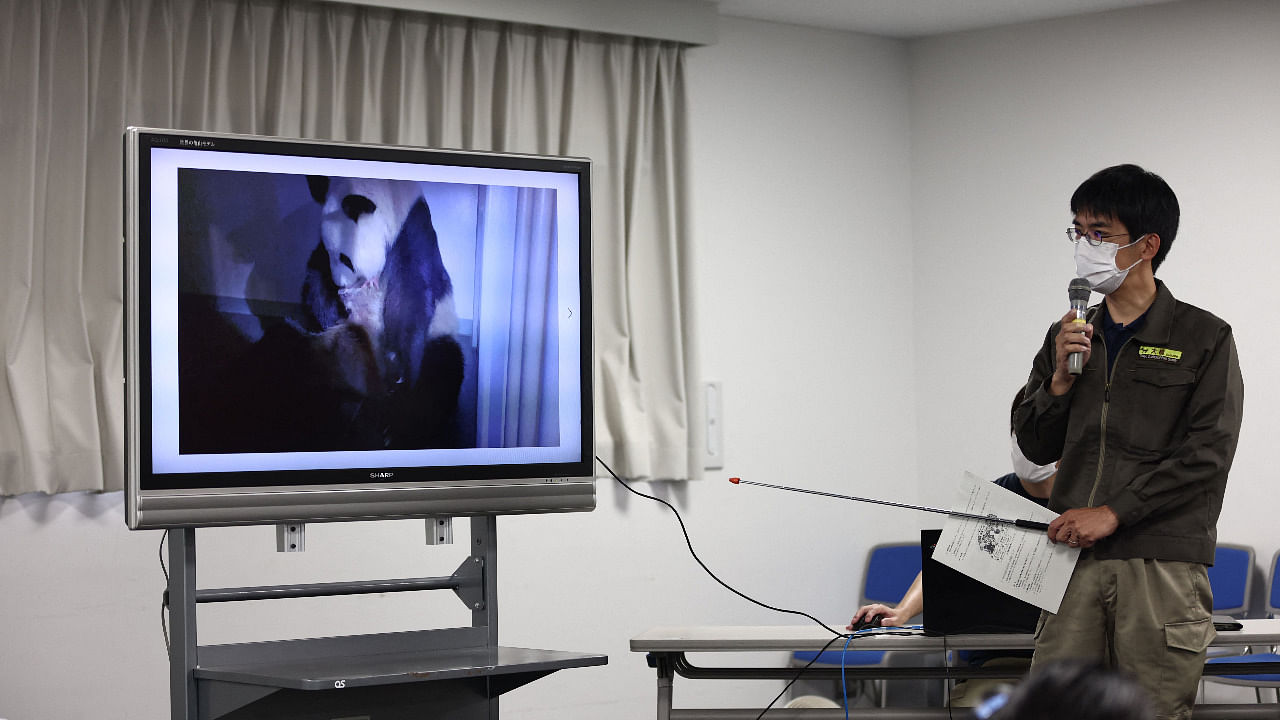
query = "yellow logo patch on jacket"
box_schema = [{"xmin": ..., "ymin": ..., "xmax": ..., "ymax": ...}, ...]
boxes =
[{"xmin": 1138, "ymin": 345, "xmax": 1182, "ymax": 363}]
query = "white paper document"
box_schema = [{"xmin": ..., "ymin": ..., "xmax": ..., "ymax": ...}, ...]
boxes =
[{"xmin": 934, "ymin": 472, "xmax": 1080, "ymax": 614}]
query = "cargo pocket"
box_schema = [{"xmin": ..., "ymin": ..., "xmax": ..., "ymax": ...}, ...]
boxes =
[{"xmin": 1164, "ymin": 617, "xmax": 1214, "ymax": 654}]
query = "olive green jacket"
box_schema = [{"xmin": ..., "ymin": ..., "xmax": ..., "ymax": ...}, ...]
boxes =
[{"xmin": 1015, "ymin": 280, "xmax": 1243, "ymax": 565}]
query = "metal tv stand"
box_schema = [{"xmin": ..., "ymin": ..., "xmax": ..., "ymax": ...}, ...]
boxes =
[{"xmin": 166, "ymin": 516, "xmax": 607, "ymax": 719}]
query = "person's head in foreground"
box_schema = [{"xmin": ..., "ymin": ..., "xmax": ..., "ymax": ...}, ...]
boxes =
[{"xmin": 983, "ymin": 660, "xmax": 1155, "ymax": 720}]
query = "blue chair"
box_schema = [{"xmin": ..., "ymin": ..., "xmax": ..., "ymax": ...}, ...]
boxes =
[
  {"xmin": 789, "ymin": 542, "xmax": 924, "ymax": 706},
  {"xmin": 1205, "ymin": 549, "xmax": 1280, "ymax": 702},
  {"xmin": 1205, "ymin": 544, "xmax": 1255, "ymax": 663},
  {"xmin": 1208, "ymin": 544, "xmax": 1254, "ymax": 617},
  {"xmin": 863, "ymin": 543, "xmax": 926, "ymax": 611}
]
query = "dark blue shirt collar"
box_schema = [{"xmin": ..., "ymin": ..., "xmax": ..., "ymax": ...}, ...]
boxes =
[{"xmin": 1101, "ymin": 301, "xmax": 1149, "ymax": 374}]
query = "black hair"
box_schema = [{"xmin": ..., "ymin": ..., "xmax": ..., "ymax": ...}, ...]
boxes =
[
  {"xmin": 991, "ymin": 660, "xmax": 1155, "ymax": 720},
  {"xmin": 1070, "ymin": 164, "xmax": 1179, "ymax": 273}
]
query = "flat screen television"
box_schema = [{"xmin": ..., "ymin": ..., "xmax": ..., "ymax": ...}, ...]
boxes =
[{"xmin": 124, "ymin": 128, "xmax": 594, "ymax": 529}]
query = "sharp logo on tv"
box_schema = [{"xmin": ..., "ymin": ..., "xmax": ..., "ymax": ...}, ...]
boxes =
[{"xmin": 371, "ymin": 472, "xmax": 395, "ymax": 479}]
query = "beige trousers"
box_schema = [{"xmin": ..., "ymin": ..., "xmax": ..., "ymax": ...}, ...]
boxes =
[{"xmin": 1031, "ymin": 552, "xmax": 1215, "ymax": 720}]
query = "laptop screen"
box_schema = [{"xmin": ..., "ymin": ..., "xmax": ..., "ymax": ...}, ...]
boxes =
[{"xmin": 921, "ymin": 528, "xmax": 1042, "ymax": 635}]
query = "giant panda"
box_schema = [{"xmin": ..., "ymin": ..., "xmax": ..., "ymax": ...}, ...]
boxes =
[{"xmin": 301, "ymin": 176, "xmax": 465, "ymax": 449}]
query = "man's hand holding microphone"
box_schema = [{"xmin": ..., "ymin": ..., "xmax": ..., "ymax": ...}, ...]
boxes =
[{"xmin": 1051, "ymin": 278, "xmax": 1094, "ymax": 396}]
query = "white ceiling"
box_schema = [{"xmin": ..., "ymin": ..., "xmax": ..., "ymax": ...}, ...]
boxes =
[{"xmin": 710, "ymin": 0, "xmax": 1182, "ymax": 39}]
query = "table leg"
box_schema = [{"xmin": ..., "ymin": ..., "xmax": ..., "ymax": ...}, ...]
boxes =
[{"xmin": 651, "ymin": 653, "xmax": 675, "ymax": 720}]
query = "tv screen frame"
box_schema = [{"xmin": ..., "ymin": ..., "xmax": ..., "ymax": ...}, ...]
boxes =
[{"xmin": 124, "ymin": 128, "xmax": 595, "ymax": 529}]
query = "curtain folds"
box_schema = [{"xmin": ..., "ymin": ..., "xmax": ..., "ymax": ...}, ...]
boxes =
[{"xmin": 0, "ymin": 0, "xmax": 697, "ymax": 496}]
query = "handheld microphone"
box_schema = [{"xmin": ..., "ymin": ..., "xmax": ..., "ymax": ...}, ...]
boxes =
[{"xmin": 1067, "ymin": 277, "xmax": 1092, "ymax": 375}]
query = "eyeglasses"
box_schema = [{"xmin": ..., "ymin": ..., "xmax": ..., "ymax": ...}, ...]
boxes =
[{"xmin": 1066, "ymin": 227, "xmax": 1130, "ymax": 247}]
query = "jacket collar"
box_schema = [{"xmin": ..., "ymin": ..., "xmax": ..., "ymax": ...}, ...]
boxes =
[
  {"xmin": 1085, "ymin": 279, "xmax": 1176, "ymax": 345},
  {"xmin": 1132, "ymin": 279, "xmax": 1175, "ymax": 345}
]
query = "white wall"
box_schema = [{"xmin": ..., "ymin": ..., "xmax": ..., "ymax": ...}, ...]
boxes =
[
  {"xmin": 0, "ymin": 14, "xmax": 916, "ymax": 720},
  {"xmin": 909, "ymin": 0, "xmax": 1280, "ymax": 576}
]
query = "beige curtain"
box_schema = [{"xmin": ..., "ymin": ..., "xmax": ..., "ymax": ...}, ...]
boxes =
[{"xmin": 0, "ymin": 0, "xmax": 698, "ymax": 496}]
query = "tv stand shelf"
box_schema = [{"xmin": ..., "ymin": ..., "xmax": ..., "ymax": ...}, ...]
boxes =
[
  {"xmin": 167, "ymin": 519, "xmax": 606, "ymax": 719},
  {"xmin": 195, "ymin": 632, "xmax": 606, "ymax": 690}
]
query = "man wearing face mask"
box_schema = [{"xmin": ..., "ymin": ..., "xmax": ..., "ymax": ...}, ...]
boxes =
[{"xmin": 1014, "ymin": 164, "xmax": 1243, "ymax": 720}]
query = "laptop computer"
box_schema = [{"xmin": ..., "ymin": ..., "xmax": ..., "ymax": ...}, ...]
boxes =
[{"xmin": 920, "ymin": 528, "xmax": 1042, "ymax": 636}]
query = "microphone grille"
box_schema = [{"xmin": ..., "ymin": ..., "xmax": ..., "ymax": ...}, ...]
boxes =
[{"xmin": 1068, "ymin": 277, "xmax": 1092, "ymax": 301}]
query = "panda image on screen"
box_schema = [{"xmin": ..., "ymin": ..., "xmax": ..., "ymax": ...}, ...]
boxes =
[{"xmin": 299, "ymin": 176, "xmax": 465, "ymax": 449}]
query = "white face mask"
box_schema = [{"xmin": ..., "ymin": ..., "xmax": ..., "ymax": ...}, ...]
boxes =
[
  {"xmin": 1074, "ymin": 235, "xmax": 1146, "ymax": 295},
  {"xmin": 1011, "ymin": 433, "xmax": 1055, "ymax": 484}
]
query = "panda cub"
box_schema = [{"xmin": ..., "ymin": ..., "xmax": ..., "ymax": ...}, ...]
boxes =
[{"xmin": 301, "ymin": 176, "xmax": 464, "ymax": 448}]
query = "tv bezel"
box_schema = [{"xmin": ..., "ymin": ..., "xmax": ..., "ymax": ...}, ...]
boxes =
[{"xmin": 124, "ymin": 127, "xmax": 595, "ymax": 529}]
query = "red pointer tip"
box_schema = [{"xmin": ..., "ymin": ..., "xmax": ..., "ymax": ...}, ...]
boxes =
[{"xmin": 729, "ymin": 477, "xmax": 741, "ymax": 484}]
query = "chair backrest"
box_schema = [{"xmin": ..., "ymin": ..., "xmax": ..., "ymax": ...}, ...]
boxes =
[
  {"xmin": 862, "ymin": 542, "xmax": 921, "ymax": 606},
  {"xmin": 1208, "ymin": 543, "xmax": 1254, "ymax": 616},
  {"xmin": 1269, "ymin": 549, "xmax": 1280, "ymax": 618}
]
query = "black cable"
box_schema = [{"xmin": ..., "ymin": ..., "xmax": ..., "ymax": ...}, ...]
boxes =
[
  {"xmin": 597, "ymin": 456, "xmax": 848, "ymax": 637},
  {"xmin": 944, "ymin": 633, "xmax": 953, "ymax": 720},
  {"xmin": 160, "ymin": 529, "xmax": 170, "ymax": 657},
  {"xmin": 755, "ymin": 632, "xmax": 845, "ymax": 720},
  {"xmin": 160, "ymin": 528, "xmax": 170, "ymax": 581},
  {"xmin": 597, "ymin": 456, "xmax": 865, "ymax": 716}
]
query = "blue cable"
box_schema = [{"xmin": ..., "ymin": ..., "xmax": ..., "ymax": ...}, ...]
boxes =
[
  {"xmin": 841, "ymin": 632, "xmax": 855, "ymax": 720},
  {"xmin": 838, "ymin": 625, "xmax": 925, "ymax": 714}
]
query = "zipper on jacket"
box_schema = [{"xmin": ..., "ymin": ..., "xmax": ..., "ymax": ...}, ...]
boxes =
[{"xmin": 1087, "ymin": 333, "xmax": 1133, "ymax": 508}]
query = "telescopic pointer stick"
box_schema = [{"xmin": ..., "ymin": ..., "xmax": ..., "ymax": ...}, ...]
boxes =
[{"xmin": 728, "ymin": 477, "xmax": 1050, "ymax": 532}]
